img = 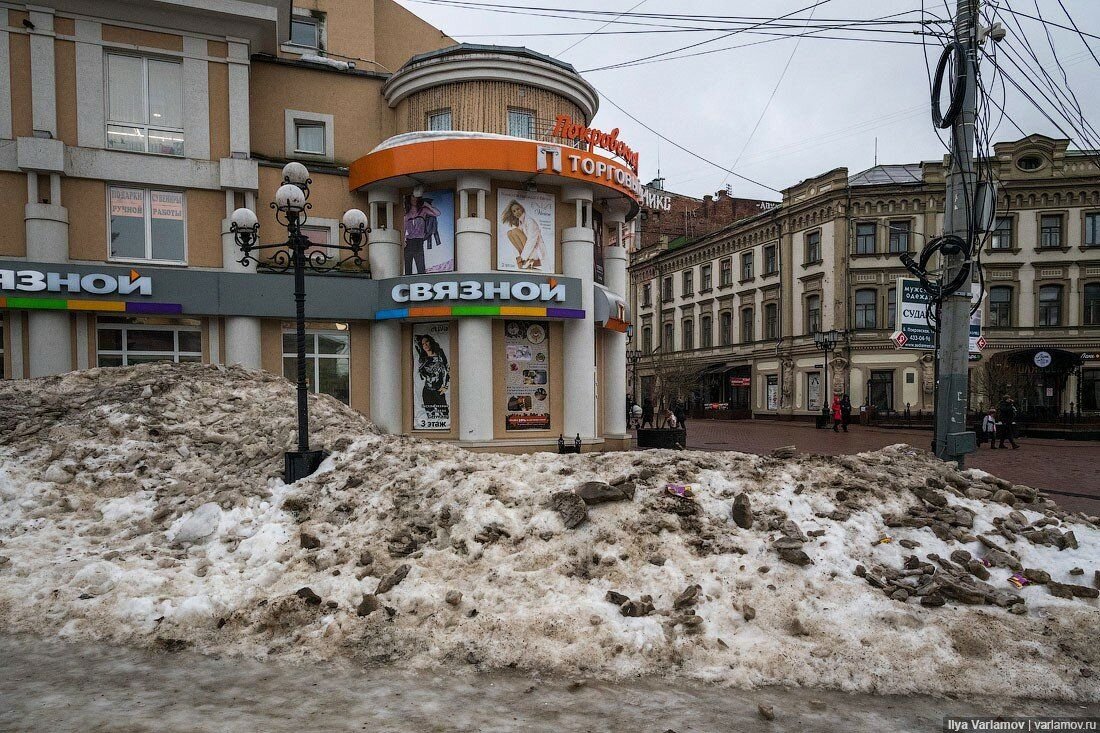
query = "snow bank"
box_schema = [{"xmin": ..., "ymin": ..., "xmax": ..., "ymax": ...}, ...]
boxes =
[{"xmin": 1, "ymin": 363, "xmax": 1097, "ymax": 701}]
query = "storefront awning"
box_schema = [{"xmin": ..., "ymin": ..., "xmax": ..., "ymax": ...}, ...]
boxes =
[{"xmin": 593, "ymin": 285, "xmax": 629, "ymax": 332}]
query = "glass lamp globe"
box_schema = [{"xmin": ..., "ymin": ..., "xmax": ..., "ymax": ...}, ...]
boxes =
[{"xmin": 275, "ymin": 183, "xmax": 306, "ymax": 213}]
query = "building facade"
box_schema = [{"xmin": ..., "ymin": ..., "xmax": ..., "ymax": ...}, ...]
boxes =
[
  {"xmin": 0, "ymin": 0, "xmax": 639, "ymax": 452},
  {"xmin": 630, "ymin": 135, "xmax": 1100, "ymax": 421}
]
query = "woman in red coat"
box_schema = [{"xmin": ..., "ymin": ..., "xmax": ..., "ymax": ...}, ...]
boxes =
[{"xmin": 831, "ymin": 394, "xmax": 843, "ymax": 433}]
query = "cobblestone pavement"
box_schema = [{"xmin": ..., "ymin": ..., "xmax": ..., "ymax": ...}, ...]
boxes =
[{"xmin": 641, "ymin": 419, "xmax": 1100, "ymax": 515}]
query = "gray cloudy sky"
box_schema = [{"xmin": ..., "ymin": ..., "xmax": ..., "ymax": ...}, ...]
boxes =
[{"xmin": 395, "ymin": 0, "xmax": 1100, "ymax": 201}]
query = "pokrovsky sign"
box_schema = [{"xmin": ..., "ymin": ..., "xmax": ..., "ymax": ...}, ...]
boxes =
[
  {"xmin": 392, "ymin": 280, "xmax": 567, "ymax": 303},
  {"xmin": 0, "ymin": 268, "xmax": 152, "ymax": 296}
]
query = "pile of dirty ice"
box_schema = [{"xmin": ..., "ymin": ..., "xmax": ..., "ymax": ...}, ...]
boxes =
[{"xmin": 0, "ymin": 363, "xmax": 1097, "ymax": 701}]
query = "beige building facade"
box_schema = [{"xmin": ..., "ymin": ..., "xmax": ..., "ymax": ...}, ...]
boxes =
[
  {"xmin": 0, "ymin": 0, "xmax": 640, "ymax": 452},
  {"xmin": 630, "ymin": 135, "xmax": 1100, "ymax": 422}
]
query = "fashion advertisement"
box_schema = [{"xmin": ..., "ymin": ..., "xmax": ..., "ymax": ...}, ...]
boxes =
[
  {"xmin": 412, "ymin": 322, "xmax": 451, "ymax": 430},
  {"xmin": 403, "ymin": 189, "xmax": 455, "ymax": 275},
  {"xmin": 593, "ymin": 210, "xmax": 605, "ymax": 285},
  {"xmin": 497, "ymin": 189, "xmax": 555, "ymax": 274},
  {"xmin": 504, "ymin": 320, "xmax": 551, "ymax": 430}
]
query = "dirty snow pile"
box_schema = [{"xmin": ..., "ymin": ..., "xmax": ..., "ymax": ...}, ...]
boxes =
[{"xmin": 1, "ymin": 364, "xmax": 1098, "ymax": 702}]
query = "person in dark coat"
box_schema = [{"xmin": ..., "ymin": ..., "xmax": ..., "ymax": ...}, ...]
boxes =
[
  {"xmin": 673, "ymin": 400, "xmax": 687, "ymax": 430},
  {"xmin": 840, "ymin": 394, "xmax": 852, "ymax": 433},
  {"xmin": 997, "ymin": 395, "xmax": 1020, "ymax": 449},
  {"xmin": 641, "ymin": 398, "xmax": 655, "ymax": 429}
]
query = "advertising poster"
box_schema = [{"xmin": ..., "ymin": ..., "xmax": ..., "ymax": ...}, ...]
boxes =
[
  {"xmin": 766, "ymin": 376, "xmax": 779, "ymax": 411},
  {"xmin": 497, "ymin": 188, "xmax": 555, "ymax": 274},
  {"xmin": 807, "ymin": 372, "xmax": 822, "ymax": 411},
  {"xmin": 403, "ymin": 189, "xmax": 455, "ymax": 275},
  {"xmin": 504, "ymin": 320, "xmax": 551, "ymax": 430},
  {"xmin": 593, "ymin": 210, "xmax": 605, "ymax": 285},
  {"xmin": 412, "ymin": 322, "xmax": 451, "ymax": 430}
]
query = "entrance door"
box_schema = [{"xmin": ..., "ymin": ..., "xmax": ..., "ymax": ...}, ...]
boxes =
[
  {"xmin": 868, "ymin": 370, "xmax": 895, "ymax": 412},
  {"xmin": 725, "ymin": 366, "xmax": 752, "ymax": 419}
]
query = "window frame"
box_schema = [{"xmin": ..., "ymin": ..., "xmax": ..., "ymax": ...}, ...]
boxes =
[
  {"xmin": 805, "ymin": 293, "xmax": 821, "ymax": 335},
  {"xmin": 682, "ymin": 318, "xmax": 694, "ymax": 350},
  {"xmin": 294, "ymin": 120, "xmax": 326, "ymax": 155},
  {"xmin": 854, "ymin": 221, "xmax": 877, "ymax": 255},
  {"xmin": 642, "ymin": 325, "xmax": 653, "ymax": 354},
  {"xmin": 682, "ymin": 268, "xmax": 694, "ymax": 297},
  {"xmin": 105, "ymin": 52, "xmax": 185, "ymax": 157},
  {"xmin": 701, "ymin": 263, "xmax": 713, "ymax": 291},
  {"xmin": 719, "ymin": 311, "xmax": 732, "ymax": 346},
  {"xmin": 741, "ymin": 307, "xmax": 754, "ymax": 343},
  {"xmin": 740, "ymin": 251, "xmax": 754, "ymax": 281},
  {"xmin": 990, "ymin": 215, "xmax": 1014, "ymax": 250},
  {"xmin": 288, "ymin": 15, "xmax": 322, "ymax": 49},
  {"xmin": 107, "ymin": 185, "xmax": 188, "ymax": 264},
  {"xmin": 1084, "ymin": 282, "xmax": 1100, "ymax": 326},
  {"xmin": 1039, "ymin": 213, "xmax": 1064, "ymax": 249},
  {"xmin": 764, "ymin": 302, "xmax": 778, "ymax": 339},
  {"xmin": 854, "ymin": 288, "xmax": 878, "ymax": 330},
  {"xmin": 427, "ymin": 109, "xmax": 453, "ymax": 131},
  {"xmin": 887, "ymin": 220, "xmax": 911, "ymax": 253},
  {"xmin": 641, "ymin": 282, "xmax": 652, "ymax": 307},
  {"xmin": 1037, "ymin": 284, "xmax": 1063, "ymax": 327},
  {"xmin": 988, "ymin": 285, "xmax": 1013, "ymax": 327},
  {"xmin": 763, "ymin": 244, "xmax": 778, "ymax": 275},
  {"xmin": 804, "ymin": 230, "xmax": 822, "ymax": 264},
  {"xmin": 1084, "ymin": 212, "xmax": 1100, "ymax": 248},
  {"xmin": 507, "ymin": 107, "xmax": 535, "ymax": 138},
  {"xmin": 662, "ymin": 276, "xmax": 673, "ymax": 302},
  {"xmin": 887, "ymin": 287, "xmax": 897, "ymax": 330},
  {"xmin": 700, "ymin": 314, "xmax": 713, "ymax": 348},
  {"xmin": 663, "ymin": 322, "xmax": 674, "ymax": 351},
  {"xmin": 719, "ymin": 258, "xmax": 733, "ymax": 286},
  {"xmin": 281, "ymin": 326, "xmax": 351, "ymax": 404},
  {"xmin": 96, "ymin": 318, "xmax": 202, "ymax": 367}
]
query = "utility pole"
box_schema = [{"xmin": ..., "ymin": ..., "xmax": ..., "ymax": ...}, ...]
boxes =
[{"xmin": 934, "ymin": 0, "xmax": 980, "ymax": 465}]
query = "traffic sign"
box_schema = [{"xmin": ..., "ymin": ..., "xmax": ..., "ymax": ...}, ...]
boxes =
[{"xmin": 975, "ymin": 335, "xmax": 987, "ymax": 350}]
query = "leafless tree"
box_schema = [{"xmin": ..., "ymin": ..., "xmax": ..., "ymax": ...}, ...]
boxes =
[
  {"xmin": 972, "ymin": 356, "xmax": 1016, "ymax": 412},
  {"xmin": 646, "ymin": 347, "xmax": 704, "ymax": 427}
]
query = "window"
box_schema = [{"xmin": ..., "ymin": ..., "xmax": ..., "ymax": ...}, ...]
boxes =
[
  {"xmin": 1040, "ymin": 215, "xmax": 1063, "ymax": 248},
  {"xmin": 507, "ymin": 109, "xmax": 534, "ymax": 138},
  {"xmin": 428, "ymin": 109, "xmax": 452, "ymax": 131},
  {"xmin": 741, "ymin": 251, "xmax": 753, "ymax": 280},
  {"xmin": 701, "ymin": 315, "xmax": 713, "ymax": 348},
  {"xmin": 806, "ymin": 294, "xmax": 821, "ymax": 334},
  {"xmin": 283, "ymin": 326, "xmax": 350, "ymax": 404},
  {"xmin": 888, "ymin": 220, "xmax": 910, "ymax": 253},
  {"xmin": 868, "ymin": 370, "xmax": 894, "ymax": 411},
  {"xmin": 1017, "ymin": 155, "xmax": 1043, "ymax": 171},
  {"xmin": 1083, "ymin": 368, "xmax": 1100, "ymax": 412},
  {"xmin": 720, "ymin": 258, "xmax": 733, "ymax": 286},
  {"xmin": 642, "ymin": 283, "xmax": 651, "ymax": 307},
  {"xmin": 682, "ymin": 319, "xmax": 694, "ymax": 350},
  {"xmin": 1086, "ymin": 283, "xmax": 1100, "ymax": 326},
  {"xmin": 764, "ymin": 303, "xmax": 778, "ymax": 339},
  {"xmin": 855, "ymin": 289, "xmax": 877, "ymax": 329},
  {"xmin": 682, "ymin": 269, "xmax": 693, "ymax": 296},
  {"xmin": 989, "ymin": 286, "xmax": 1012, "ymax": 327},
  {"xmin": 741, "ymin": 307, "xmax": 753, "ymax": 343},
  {"xmin": 1086, "ymin": 213, "xmax": 1100, "ymax": 247},
  {"xmin": 663, "ymin": 322, "xmax": 674, "ymax": 350},
  {"xmin": 855, "ymin": 222, "xmax": 877, "ymax": 254},
  {"xmin": 96, "ymin": 316, "xmax": 201, "ymax": 366},
  {"xmin": 299, "ymin": 225, "xmax": 332, "ymax": 259},
  {"xmin": 662, "ymin": 276, "xmax": 673, "ymax": 302},
  {"xmin": 887, "ymin": 288, "xmax": 896, "ymax": 330},
  {"xmin": 106, "ymin": 54, "xmax": 184, "ymax": 156},
  {"xmin": 289, "ymin": 16, "xmax": 321, "ymax": 48},
  {"xmin": 294, "ymin": 121, "xmax": 325, "ymax": 155},
  {"xmin": 1038, "ymin": 284, "xmax": 1062, "ymax": 326},
  {"xmin": 642, "ymin": 326, "xmax": 653, "ymax": 353},
  {"xmin": 719, "ymin": 312, "xmax": 732, "ymax": 345},
  {"xmin": 991, "ymin": 216, "xmax": 1013, "ymax": 250},
  {"xmin": 701, "ymin": 264, "xmax": 712, "ymax": 291},
  {"xmin": 764, "ymin": 244, "xmax": 778, "ymax": 274},
  {"xmin": 805, "ymin": 231, "xmax": 821, "ymax": 263},
  {"xmin": 109, "ymin": 186, "xmax": 185, "ymax": 262}
]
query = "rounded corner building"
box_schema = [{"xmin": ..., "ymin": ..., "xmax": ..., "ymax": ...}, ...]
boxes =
[{"xmin": 0, "ymin": 2, "xmax": 639, "ymax": 454}]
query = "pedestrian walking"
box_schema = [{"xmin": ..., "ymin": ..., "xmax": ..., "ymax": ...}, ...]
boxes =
[
  {"xmin": 831, "ymin": 394, "xmax": 842, "ymax": 433},
  {"xmin": 997, "ymin": 395, "xmax": 1020, "ymax": 449},
  {"xmin": 840, "ymin": 394, "xmax": 852, "ymax": 433},
  {"xmin": 981, "ymin": 409, "xmax": 998, "ymax": 449},
  {"xmin": 630, "ymin": 401, "xmax": 642, "ymax": 430},
  {"xmin": 641, "ymin": 398, "xmax": 654, "ymax": 429},
  {"xmin": 673, "ymin": 400, "xmax": 687, "ymax": 431}
]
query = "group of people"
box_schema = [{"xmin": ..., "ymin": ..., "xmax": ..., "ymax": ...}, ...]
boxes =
[
  {"xmin": 980, "ymin": 395, "xmax": 1021, "ymax": 449},
  {"xmin": 820, "ymin": 394, "xmax": 854, "ymax": 432},
  {"xmin": 628, "ymin": 397, "xmax": 687, "ymax": 430}
]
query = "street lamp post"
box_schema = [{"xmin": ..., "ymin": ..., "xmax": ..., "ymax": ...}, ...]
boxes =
[
  {"xmin": 626, "ymin": 323, "xmax": 641, "ymax": 406},
  {"xmin": 813, "ymin": 329, "xmax": 844, "ymax": 428},
  {"xmin": 229, "ymin": 162, "xmax": 370, "ymax": 483}
]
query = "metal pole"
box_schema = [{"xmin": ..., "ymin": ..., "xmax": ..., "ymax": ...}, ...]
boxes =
[
  {"xmin": 822, "ymin": 344, "xmax": 829, "ymax": 427},
  {"xmin": 934, "ymin": 0, "xmax": 979, "ymax": 465},
  {"xmin": 292, "ymin": 223, "xmax": 310, "ymax": 454}
]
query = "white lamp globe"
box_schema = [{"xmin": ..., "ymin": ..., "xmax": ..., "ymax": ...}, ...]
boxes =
[
  {"xmin": 275, "ymin": 183, "xmax": 306, "ymax": 213},
  {"xmin": 282, "ymin": 161, "xmax": 310, "ymax": 186},
  {"xmin": 230, "ymin": 207, "xmax": 258, "ymax": 231},
  {"xmin": 342, "ymin": 208, "xmax": 368, "ymax": 232}
]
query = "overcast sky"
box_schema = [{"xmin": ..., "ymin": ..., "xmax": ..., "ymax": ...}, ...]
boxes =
[{"xmin": 396, "ymin": 0, "xmax": 1100, "ymax": 201}]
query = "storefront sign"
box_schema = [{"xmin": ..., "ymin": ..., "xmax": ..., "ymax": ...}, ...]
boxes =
[
  {"xmin": 643, "ymin": 187, "xmax": 671, "ymax": 211},
  {"xmin": 504, "ymin": 320, "xmax": 551, "ymax": 430},
  {"xmin": 412, "ymin": 322, "xmax": 451, "ymax": 430},
  {"xmin": 1034, "ymin": 351, "xmax": 1052, "ymax": 368},
  {"xmin": 497, "ymin": 188, "xmax": 556, "ymax": 274},
  {"xmin": 550, "ymin": 115, "xmax": 639, "ymax": 171},
  {"xmin": 0, "ymin": 268, "xmax": 152, "ymax": 296},
  {"xmin": 391, "ymin": 280, "xmax": 566, "ymax": 303},
  {"xmin": 729, "ymin": 376, "xmax": 750, "ymax": 387}
]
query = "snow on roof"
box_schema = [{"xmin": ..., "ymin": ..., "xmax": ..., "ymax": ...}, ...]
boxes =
[
  {"xmin": 399, "ymin": 43, "xmax": 580, "ymax": 75},
  {"xmin": 848, "ymin": 164, "xmax": 924, "ymax": 187}
]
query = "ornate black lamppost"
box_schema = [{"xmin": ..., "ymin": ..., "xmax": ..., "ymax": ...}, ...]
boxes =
[
  {"xmin": 229, "ymin": 162, "xmax": 369, "ymax": 483},
  {"xmin": 812, "ymin": 328, "xmax": 845, "ymax": 428}
]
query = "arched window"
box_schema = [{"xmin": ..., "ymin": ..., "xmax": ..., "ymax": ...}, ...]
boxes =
[
  {"xmin": 989, "ymin": 286, "xmax": 1012, "ymax": 327},
  {"xmin": 1038, "ymin": 285, "xmax": 1062, "ymax": 326},
  {"xmin": 855, "ymin": 289, "xmax": 877, "ymax": 329},
  {"xmin": 1084, "ymin": 283, "xmax": 1100, "ymax": 326}
]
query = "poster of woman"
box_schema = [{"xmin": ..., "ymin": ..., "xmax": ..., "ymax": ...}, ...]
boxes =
[
  {"xmin": 403, "ymin": 188, "xmax": 455, "ymax": 274},
  {"xmin": 497, "ymin": 188, "xmax": 555, "ymax": 273},
  {"xmin": 412, "ymin": 323, "xmax": 451, "ymax": 430}
]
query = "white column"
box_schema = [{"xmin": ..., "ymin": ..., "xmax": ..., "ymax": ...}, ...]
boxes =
[
  {"xmin": 561, "ymin": 185, "xmax": 596, "ymax": 439},
  {"xmin": 28, "ymin": 7, "xmax": 56, "ymax": 138},
  {"xmin": 25, "ymin": 166, "xmax": 71, "ymax": 377},
  {"xmin": 221, "ymin": 193, "xmax": 262, "ymax": 369},
  {"xmin": 367, "ymin": 186, "xmax": 402, "ymax": 434},
  {"xmin": 602, "ymin": 208, "xmax": 629, "ymax": 439},
  {"xmin": 455, "ymin": 174, "xmax": 493, "ymax": 442}
]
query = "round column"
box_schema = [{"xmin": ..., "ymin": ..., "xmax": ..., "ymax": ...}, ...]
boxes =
[
  {"xmin": 26, "ymin": 173, "xmax": 72, "ymax": 376},
  {"xmin": 455, "ymin": 174, "xmax": 493, "ymax": 442},
  {"xmin": 602, "ymin": 210, "xmax": 629, "ymax": 439},
  {"xmin": 221, "ymin": 204, "xmax": 262, "ymax": 370},
  {"xmin": 368, "ymin": 186, "xmax": 402, "ymax": 434},
  {"xmin": 561, "ymin": 185, "xmax": 596, "ymax": 439}
]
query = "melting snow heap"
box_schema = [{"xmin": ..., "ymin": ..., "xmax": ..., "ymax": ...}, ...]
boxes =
[{"xmin": 1, "ymin": 363, "xmax": 1098, "ymax": 701}]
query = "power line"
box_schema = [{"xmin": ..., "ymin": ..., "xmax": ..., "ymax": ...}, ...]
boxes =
[
  {"xmin": 1056, "ymin": 0, "xmax": 1100, "ymax": 70},
  {"xmin": 555, "ymin": 0, "xmax": 648, "ymax": 57}
]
